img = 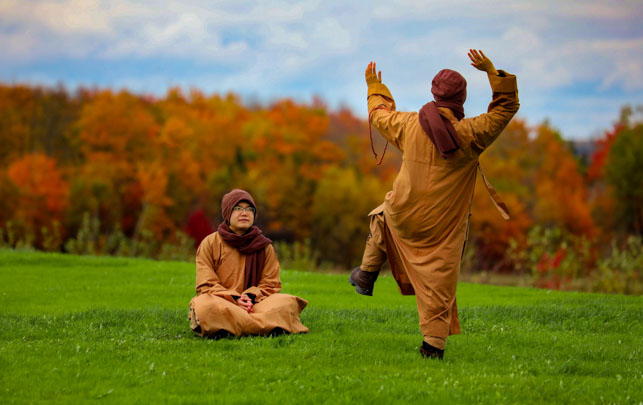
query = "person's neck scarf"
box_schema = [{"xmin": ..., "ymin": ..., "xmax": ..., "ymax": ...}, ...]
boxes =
[
  {"xmin": 217, "ymin": 222, "xmax": 272, "ymax": 290},
  {"xmin": 418, "ymin": 101, "xmax": 461, "ymax": 159}
]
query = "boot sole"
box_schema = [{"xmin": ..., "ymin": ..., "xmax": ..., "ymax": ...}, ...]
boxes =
[{"xmin": 420, "ymin": 347, "xmax": 444, "ymax": 360}]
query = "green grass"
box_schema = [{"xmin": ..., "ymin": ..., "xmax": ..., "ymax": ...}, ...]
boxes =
[{"xmin": 0, "ymin": 249, "xmax": 641, "ymax": 404}]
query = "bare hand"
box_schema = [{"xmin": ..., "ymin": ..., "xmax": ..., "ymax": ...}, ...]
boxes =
[
  {"xmin": 237, "ymin": 294, "xmax": 254, "ymax": 314},
  {"xmin": 468, "ymin": 49, "xmax": 498, "ymax": 75},
  {"xmin": 365, "ymin": 61, "xmax": 382, "ymax": 85}
]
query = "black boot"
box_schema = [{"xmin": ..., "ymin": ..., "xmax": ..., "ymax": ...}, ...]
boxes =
[
  {"xmin": 420, "ymin": 341, "xmax": 444, "ymax": 360},
  {"xmin": 349, "ymin": 267, "xmax": 380, "ymax": 296},
  {"xmin": 207, "ymin": 329, "xmax": 233, "ymax": 340}
]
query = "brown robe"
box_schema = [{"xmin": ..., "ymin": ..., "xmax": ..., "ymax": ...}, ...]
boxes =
[
  {"xmin": 362, "ymin": 71, "xmax": 519, "ymax": 343},
  {"xmin": 189, "ymin": 232, "xmax": 309, "ymax": 336}
]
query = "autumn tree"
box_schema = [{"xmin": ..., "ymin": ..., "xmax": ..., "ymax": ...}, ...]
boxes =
[
  {"xmin": 6, "ymin": 153, "xmax": 69, "ymax": 245},
  {"xmin": 604, "ymin": 122, "xmax": 643, "ymax": 234},
  {"xmin": 240, "ymin": 99, "xmax": 344, "ymax": 240},
  {"xmin": 587, "ymin": 122, "xmax": 623, "ymax": 238},
  {"xmin": 1, "ymin": 82, "xmax": 631, "ymax": 272},
  {"xmin": 0, "ymin": 83, "xmax": 80, "ymax": 166},
  {"xmin": 71, "ymin": 89, "xmax": 160, "ymax": 235},
  {"xmin": 326, "ymin": 107, "xmax": 401, "ymax": 182},
  {"xmin": 531, "ymin": 122, "xmax": 595, "ymax": 236},
  {"xmin": 471, "ymin": 118, "xmax": 534, "ymax": 271},
  {"xmin": 311, "ymin": 167, "xmax": 388, "ymax": 268}
]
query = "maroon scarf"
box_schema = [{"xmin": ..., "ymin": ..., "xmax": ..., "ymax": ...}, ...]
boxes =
[
  {"xmin": 217, "ymin": 189, "xmax": 272, "ymax": 291},
  {"xmin": 418, "ymin": 69, "xmax": 467, "ymax": 159}
]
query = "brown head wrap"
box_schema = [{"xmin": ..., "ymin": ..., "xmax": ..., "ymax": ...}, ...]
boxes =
[
  {"xmin": 217, "ymin": 189, "xmax": 272, "ymax": 292},
  {"xmin": 418, "ymin": 69, "xmax": 467, "ymax": 158}
]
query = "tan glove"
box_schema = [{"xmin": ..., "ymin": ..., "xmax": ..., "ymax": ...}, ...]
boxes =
[
  {"xmin": 468, "ymin": 49, "xmax": 498, "ymax": 76},
  {"xmin": 365, "ymin": 61, "xmax": 382, "ymax": 85}
]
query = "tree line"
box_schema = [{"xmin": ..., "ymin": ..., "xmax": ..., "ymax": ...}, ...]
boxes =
[{"xmin": 0, "ymin": 83, "xmax": 641, "ymax": 291}]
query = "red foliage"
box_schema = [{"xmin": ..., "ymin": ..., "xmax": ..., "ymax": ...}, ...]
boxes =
[
  {"xmin": 587, "ymin": 123, "xmax": 622, "ymax": 182},
  {"xmin": 551, "ymin": 248, "xmax": 566, "ymax": 269},
  {"xmin": 185, "ymin": 209, "xmax": 215, "ymax": 247}
]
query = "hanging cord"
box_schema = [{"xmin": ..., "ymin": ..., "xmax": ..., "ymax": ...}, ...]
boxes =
[
  {"xmin": 368, "ymin": 105, "xmax": 390, "ymax": 165},
  {"xmin": 477, "ymin": 162, "xmax": 511, "ymax": 220}
]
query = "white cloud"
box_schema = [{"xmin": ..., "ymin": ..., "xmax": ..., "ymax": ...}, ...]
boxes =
[
  {"xmin": 525, "ymin": 0, "xmax": 642, "ymax": 20},
  {"xmin": 371, "ymin": 0, "xmax": 643, "ymax": 21},
  {"xmin": 0, "ymin": 0, "xmax": 641, "ymax": 138},
  {"xmin": 312, "ymin": 17, "xmax": 353, "ymax": 52},
  {"xmin": 0, "ymin": 0, "xmax": 114, "ymax": 39},
  {"xmin": 266, "ymin": 24, "xmax": 308, "ymax": 50}
]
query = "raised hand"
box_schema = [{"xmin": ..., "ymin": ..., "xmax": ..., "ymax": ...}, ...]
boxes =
[
  {"xmin": 365, "ymin": 61, "xmax": 382, "ymax": 85},
  {"xmin": 468, "ymin": 49, "xmax": 498, "ymax": 76}
]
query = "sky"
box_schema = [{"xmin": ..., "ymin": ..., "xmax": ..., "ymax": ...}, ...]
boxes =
[{"xmin": 1, "ymin": 0, "xmax": 642, "ymax": 140}]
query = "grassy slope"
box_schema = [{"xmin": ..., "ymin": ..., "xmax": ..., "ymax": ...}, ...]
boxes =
[{"xmin": 0, "ymin": 249, "xmax": 641, "ymax": 404}]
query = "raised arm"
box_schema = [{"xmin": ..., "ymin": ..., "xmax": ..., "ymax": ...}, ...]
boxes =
[
  {"xmin": 366, "ymin": 61, "xmax": 413, "ymax": 152},
  {"xmin": 462, "ymin": 49, "xmax": 520, "ymax": 154}
]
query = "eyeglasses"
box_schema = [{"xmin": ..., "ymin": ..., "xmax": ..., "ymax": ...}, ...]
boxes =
[{"xmin": 232, "ymin": 206, "xmax": 256, "ymax": 214}]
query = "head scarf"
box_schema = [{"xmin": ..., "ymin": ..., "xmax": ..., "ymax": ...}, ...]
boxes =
[
  {"xmin": 217, "ymin": 189, "xmax": 272, "ymax": 291},
  {"xmin": 418, "ymin": 69, "xmax": 467, "ymax": 158}
]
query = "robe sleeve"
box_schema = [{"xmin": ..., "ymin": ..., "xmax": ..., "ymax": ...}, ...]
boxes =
[
  {"xmin": 367, "ymin": 82, "xmax": 414, "ymax": 152},
  {"xmin": 461, "ymin": 70, "xmax": 520, "ymax": 154},
  {"xmin": 242, "ymin": 244, "xmax": 282, "ymax": 303},
  {"xmin": 195, "ymin": 234, "xmax": 240, "ymax": 304}
]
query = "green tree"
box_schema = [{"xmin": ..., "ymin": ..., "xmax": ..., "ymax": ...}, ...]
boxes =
[
  {"xmin": 605, "ymin": 123, "xmax": 643, "ymax": 234},
  {"xmin": 311, "ymin": 167, "xmax": 387, "ymax": 269}
]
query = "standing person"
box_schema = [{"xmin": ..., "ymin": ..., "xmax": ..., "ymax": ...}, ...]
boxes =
[
  {"xmin": 350, "ymin": 50, "xmax": 519, "ymax": 359},
  {"xmin": 189, "ymin": 189, "xmax": 309, "ymax": 338}
]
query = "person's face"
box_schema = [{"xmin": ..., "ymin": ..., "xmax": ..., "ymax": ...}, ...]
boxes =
[{"xmin": 229, "ymin": 201, "xmax": 255, "ymax": 235}]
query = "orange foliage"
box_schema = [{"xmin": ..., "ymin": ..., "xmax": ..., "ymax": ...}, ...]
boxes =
[
  {"xmin": 0, "ymin": 82, "xmax": 625, "ymax": 270},
  {"xmin": 7, "ymin": 153, "xmax": 69, "ymax": 230},
  {"xmin": 533, "ymin": 124, "xmax": 595, "ymax": 236},
  {"xmin": 136, "ymin": 162, "xmax": 172, "ymax": 207},
  {"xmin": 473, "ymin": 119, "xmax": 534, "ymax": 270},
  {"xmin": 77, "ymin": 90, "xmax": 159, "ymax": 161}
]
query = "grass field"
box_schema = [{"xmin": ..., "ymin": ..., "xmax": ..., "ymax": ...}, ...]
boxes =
[{"xmin": 0, "ymin": 249, "xmax": 641, "ymax": 404}]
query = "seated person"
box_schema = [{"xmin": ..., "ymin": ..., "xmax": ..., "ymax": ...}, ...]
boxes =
[{"xmin": 189, "ymin": 189, "xmax": 309, "ymax": 337}]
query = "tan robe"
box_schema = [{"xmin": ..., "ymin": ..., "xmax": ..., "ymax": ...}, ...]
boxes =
[
  {"xmin": 189, "ymin": 232, "xmax": 309, "ymax": 336},
  {"xmin": 362, "ymin": 71, "xmax": 519, "ymax": 343}
]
